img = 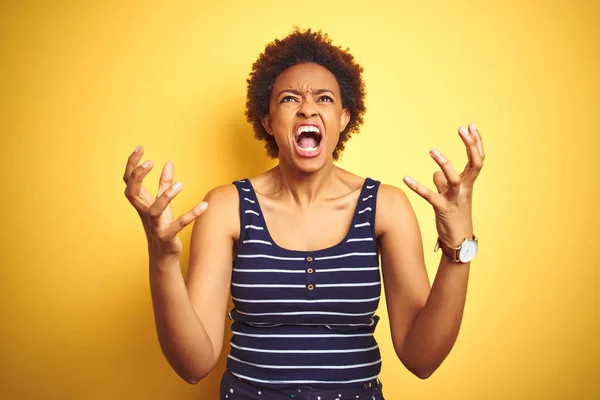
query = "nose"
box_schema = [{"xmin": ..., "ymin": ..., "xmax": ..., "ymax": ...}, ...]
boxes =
[{"xmin": 297, "ymin": 98, "xmax": 318, "ymax": 118}]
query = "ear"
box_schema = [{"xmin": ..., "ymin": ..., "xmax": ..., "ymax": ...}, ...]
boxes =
[
  {"xmin": 340, "ymin": 108, "xmax": 351, "ymax": 132},
  {"xmin": 261, "ymin": 114, "xmax": 274, "ymax": 136}
]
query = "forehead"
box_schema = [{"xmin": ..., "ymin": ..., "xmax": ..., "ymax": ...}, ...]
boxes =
[{"xmin": 273, "ymin": 62, "xmax": 340, "ymax": 93}]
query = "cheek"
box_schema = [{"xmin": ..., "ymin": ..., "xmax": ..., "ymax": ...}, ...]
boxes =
[
  {"xmin": 330, "ymin": 132, "xmax": 341, "ymax": 144},
  {"xmin": 326, "ymin": 109, "xmax": 345, "ymax": 131},
  {"xmin": 271, "ymin": 107, "xmax": 296, "ymax": 129}
]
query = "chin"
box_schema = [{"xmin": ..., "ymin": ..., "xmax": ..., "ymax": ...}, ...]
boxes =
[{"xmin": 288, "ymin": 148, "xmax": 335, "ymax": 174}]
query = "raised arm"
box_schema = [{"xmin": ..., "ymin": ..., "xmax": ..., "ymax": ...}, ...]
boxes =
[
  {"xmin": 123, "ymin": 146, "xmax": 237, "ymax": 384},
  {"xmin": 377, "ymin": 123, "xmax": 485, "ymax": 379}
]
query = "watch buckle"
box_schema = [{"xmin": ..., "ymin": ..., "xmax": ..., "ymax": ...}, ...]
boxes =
[{"xmin": 434, "ymin": 237, "xmax": 442, "ymax": 252}]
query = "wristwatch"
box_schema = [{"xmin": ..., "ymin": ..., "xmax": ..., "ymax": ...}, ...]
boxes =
[{"xmin": 434, "ymin": 236, "xmax": 478, "ymax": 263}]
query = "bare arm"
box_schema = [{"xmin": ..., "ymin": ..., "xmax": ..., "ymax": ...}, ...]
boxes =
[
  {"xmin": 149, "ymin": 185, "xmax": 237, "ymax": 383},
  {"xmin": 123, "ymin": 147, "xmax": 237, "ymax": 384},
  {"xmin": 402, "ymin": 253, "xmax": 470, "ymax": 378},
  {"xmin": 149, "ymin": 257, "xmax": 216, "ymax": 384},
  {"xmin": 378, "ymin": 185, "xmax": 470, "ymax": 379},
  {"xmin": 377, "ymin": 123, "xmax": 485, "ymax": 379},
  {"xmin": 185, "ymin": 184, "xmax": 238, "ymax": 377}
]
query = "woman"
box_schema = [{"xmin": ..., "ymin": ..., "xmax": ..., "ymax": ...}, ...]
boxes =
[{"xmin": 123, "ymin": 29, "xmax": 484, "ymax": 399}]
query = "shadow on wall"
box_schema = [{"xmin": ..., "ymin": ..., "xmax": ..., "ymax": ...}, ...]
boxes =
[{"xmin": 185, "ymin": 106, "xmax": 273, "ymax": 399}]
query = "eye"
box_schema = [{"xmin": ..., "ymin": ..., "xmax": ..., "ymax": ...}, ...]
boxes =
[
  {"xmin": 317, "ymin": 96, "xmax": 334, "ymax": 102},
  {"xmin": 280, "ymin": 96, "xmax": 299, "ymax": 103}
]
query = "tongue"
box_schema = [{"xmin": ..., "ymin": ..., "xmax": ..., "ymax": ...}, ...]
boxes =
[{"xmin": 298, "ymin": 136, "xmax": 318, "ymax": 149}]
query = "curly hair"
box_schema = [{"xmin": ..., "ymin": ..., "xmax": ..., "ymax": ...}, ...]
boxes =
[{"xmin": 245, "ymin": 28, "xmax": 366, "ymax": 160}]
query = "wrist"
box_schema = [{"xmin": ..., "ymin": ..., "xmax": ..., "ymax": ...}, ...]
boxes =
[
  {"xmin": 149, "ymin": 252, "xmax": 181, "ymax": 270},
  {"xmin": 148, "ymin": 239, "xmax": 182, "ymax": 262},
  {"xmin": 435, "ymin": 235, "xmax": 478, "ymax": 263},
  {"xmin": 438, "ymin": 234, "xmax": 472, "ymax": 249},
  {"xmin": 438, "ymin": 223, "xmax": 473, "ymax": 248}
]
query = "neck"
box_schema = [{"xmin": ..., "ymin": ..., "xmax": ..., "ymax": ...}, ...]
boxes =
[{"xmin": 273, "ymin": 159, "xmax": 338, "ymax": 207}]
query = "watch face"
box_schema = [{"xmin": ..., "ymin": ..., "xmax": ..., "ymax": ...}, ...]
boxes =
[{"xmin": 459, "ymin": 240, "xmax": 478, "ymax": 262}]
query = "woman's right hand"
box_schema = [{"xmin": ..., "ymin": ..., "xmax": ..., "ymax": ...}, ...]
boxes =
[{"xmin": 123, "ymin": 146, "xmax": 208, "ymax": 263}]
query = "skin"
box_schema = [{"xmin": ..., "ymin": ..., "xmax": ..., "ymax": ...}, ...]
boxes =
[{"xmin": 123, "ymin": 62, "xmax": 485, "ymax": 383}]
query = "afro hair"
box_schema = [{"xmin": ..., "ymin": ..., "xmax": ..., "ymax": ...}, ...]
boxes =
[{"xmin": 245, "ymin": 28, "xmax": 366, "ymax": 160}]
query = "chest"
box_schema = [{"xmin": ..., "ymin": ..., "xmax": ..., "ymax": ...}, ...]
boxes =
[{"xmin": 257, "ymin": 194, "xmax": 359, "ymax": 252}]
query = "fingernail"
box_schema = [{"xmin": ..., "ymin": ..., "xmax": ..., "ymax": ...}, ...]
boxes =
[
  {"xmin": 142, "ymin": 160, "xmax": 153, "ymax": 168},
  {"xmin": 199, "ymin": 202, "xmax": 208, "ymax": 211},
  {"xmin": 431, "ymin": 148, "xmax": 441, "ymax": 157},
  {"xmin": 135, "ymin": 145, "xmax": 142, "ymax": 153},
  {"xmin": 172, "ymin": 182, "xmax": 182, "ymax": 191},
  {"xmin": 403, "ymin": 176, "xmax": 414, "ymax": 184},
  {"xmin": 459, "ymin": 126, "xmax": 469, "ymax": 136},
  {"xmin": 470, "ymin": 122, "xmax": 477, "ymax": 131}
]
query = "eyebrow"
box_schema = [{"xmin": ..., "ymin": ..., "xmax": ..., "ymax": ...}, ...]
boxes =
[{"xmin": 277, "ymin": 89, "xmax": 335, "ymax": 97}]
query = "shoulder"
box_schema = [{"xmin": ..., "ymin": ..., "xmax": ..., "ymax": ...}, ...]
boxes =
[
  {"xmin": 204, "ymin": 182, "xmax": 239, "ymax": 204},
  {"xmin": 203, "ymin": 183, "xmax": 240, "ymax": 218},
  {"xmin": 376, "ymin": 183, "xmax": 411, "ymax": 207},
  {"xmin": 375, "ymin": 183, "xmax": 417, "ymax": 237},
  {"xmin": 192, "ymin": 183, "xmax": 240, "ymax": 240},
  {"xmin": 335, "ymin": 167, "xmax": 369, "ymax": 194},
  {"xmin": 377, "ymin": 183, "xmax": 410, "ymax": 212}
]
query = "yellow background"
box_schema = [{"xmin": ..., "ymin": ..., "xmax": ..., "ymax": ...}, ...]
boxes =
[{"xmin": 1, "ymin": 0, "xmax": 598, "ymax": 399}]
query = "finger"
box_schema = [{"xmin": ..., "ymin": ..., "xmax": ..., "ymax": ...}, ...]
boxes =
[
  {"xmin": 123, "ymin": 145, "xmax": 144, "ymax": 183},
  {"xmin": 469, "ymin": 122, "xmax": 485, "ymax": 160},
  {"xmin": 403, "ymin": 176, "xmax": 442, "ymax": 207},
  {"xmin": 458, "ymin": 126, "xmax": 475, "ymax": 166},
  {"xmin": 433, "ymin": 170, "xmax": 447, "ymax": 194},
  {"xmin": 167, "ymin": 202, "xmax": 209, "ymax": 236},
  {"xmin": 458, "ymin": 126, "xmax": 484, "ymax": 183},
  {"xmin": 157, "ymin": 162, "xmax": 176, "ymax": 221},
  {"xmin": 158, "ymin": 162, "xmax": 174, "ymax": 197},
  {"xmin": 148, "ymin": 181, "xmax": 183, "ymax": 219},
  {"xmin": 430, "ymin": 148, "xmax": 461, "ymax": 195},
  {"xmin": 124, "ymin": 160, "xmax": 154, "ymax": 206}
]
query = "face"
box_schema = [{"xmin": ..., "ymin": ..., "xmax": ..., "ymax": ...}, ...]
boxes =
[{"xmin": 261, "ymin": 62, "xmax": 350, "ymax": 172}]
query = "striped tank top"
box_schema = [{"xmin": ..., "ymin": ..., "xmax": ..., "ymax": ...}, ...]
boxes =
[{"xmin": 227, "ymin": 178, "xmax": 382, "ymax": 389}]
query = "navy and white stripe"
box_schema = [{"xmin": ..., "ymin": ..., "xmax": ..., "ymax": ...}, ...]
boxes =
[{"xmin": 228, "ymin": 178, "xmax": 382, "ymax": 389}]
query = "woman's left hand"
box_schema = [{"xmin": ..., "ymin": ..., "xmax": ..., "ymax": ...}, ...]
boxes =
[{"xmin": 403, "ymin": 122, "xmax": 485, "ymax": 247}]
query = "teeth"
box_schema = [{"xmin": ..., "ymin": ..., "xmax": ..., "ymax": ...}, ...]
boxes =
[
  {"xmin": 296, "ymin": 125, "xmax": 321, "ymax": 135},
  {"xmin": 295, "ymin": 125, "xmax": 321, "ymax": 152}
]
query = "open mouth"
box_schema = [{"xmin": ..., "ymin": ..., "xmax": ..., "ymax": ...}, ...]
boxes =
[{"xmin": 295, "ymin": 125, "xmax": 322, "ymax": 152}]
